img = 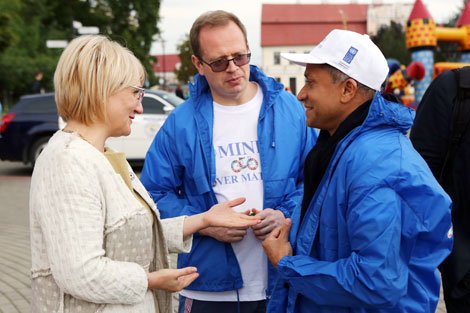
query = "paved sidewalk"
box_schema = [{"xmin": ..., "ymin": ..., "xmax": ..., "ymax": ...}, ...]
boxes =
[
  {"xmin": 0, "ymin": 223, "xmax": 31, "ymax": 313},
  {"xmin": 0, "ymin": 161, "xmax": 32, "ymax": 313},
  {"xmin": 436, "ymin": 287, "xmax": 447, "ymax": 313}
]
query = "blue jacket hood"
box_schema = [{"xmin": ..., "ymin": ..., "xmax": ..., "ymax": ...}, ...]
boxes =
[
  {"xmin": 360, "ymin": 92, "xmax": 415, "ymax": 135},
  {"xmin": 187, "ymin": 65, "xmax": 286, "ymax": 151},
  {"xmin": 189, "ymin": 65, "xmax": 284, "ymax": 112}
]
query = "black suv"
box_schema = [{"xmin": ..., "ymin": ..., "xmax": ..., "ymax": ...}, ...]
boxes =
[{"xmin": 0, "ymin": 93, "xmax": 58, "ymax": 165}]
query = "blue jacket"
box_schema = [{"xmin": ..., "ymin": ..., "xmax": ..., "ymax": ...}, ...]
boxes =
[
  {"xmin": 267, "ymin": 93, "xmax": 453, "ymax": 313},
  {"xmin": 140, "ymin": 65, "xmax": 317, "ymax": 295}
]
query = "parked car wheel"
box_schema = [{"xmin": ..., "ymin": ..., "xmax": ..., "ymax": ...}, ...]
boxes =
[{"xmin": 29, "ymin": 136, "xmax": 50, "ymax": 165}]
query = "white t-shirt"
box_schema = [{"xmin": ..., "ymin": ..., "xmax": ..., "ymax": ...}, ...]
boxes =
[{"xmin": 181, "ymin": 83, "xmax": 267, "ymax": 302}]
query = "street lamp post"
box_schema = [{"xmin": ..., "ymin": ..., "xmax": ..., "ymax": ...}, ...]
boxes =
[
  {"xmin": 339, "ymin": 9, "xmax": 348, "ymax": 30},
  {"xmin": 161, "ymin": 37, "xmax": 166, "ymax": 90}
]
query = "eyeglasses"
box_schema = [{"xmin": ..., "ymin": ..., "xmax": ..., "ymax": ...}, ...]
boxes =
[
  {"xmin": 198, "ymin": 53, "xmax": 251, "ymax": 72},
  {"xmin": 129, "ymin": 85, "xmax": 145, "ymax": 103}
]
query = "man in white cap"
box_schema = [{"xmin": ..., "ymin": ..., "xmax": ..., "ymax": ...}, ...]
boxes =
[{"xmin": 261, "ymin": 29, "xmax": 453, "ymax": 313}]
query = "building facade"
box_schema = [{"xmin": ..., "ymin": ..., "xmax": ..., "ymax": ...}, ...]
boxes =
[
  {"xmin": 367, "ymin": 3, "xmax": 413, "ymax": 36},
  {"xmin": 152, "ymin": 54, "xmax": 181, "ymax": 88},
  {"xmin": 261, "ymin": 3, "xmax": 413, "ymax": 94}
]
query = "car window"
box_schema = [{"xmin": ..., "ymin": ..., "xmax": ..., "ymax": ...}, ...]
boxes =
[
  {"xmin": 157, "ymin": 93, "xmax": 184, "ymax": 107},
  {"xmin": 142, "ymin": 96, "xmax": 165, "ymax": 114},
  {"xmin": 22, "ymin": 97, "xmax": 57, "ymax": 113}
]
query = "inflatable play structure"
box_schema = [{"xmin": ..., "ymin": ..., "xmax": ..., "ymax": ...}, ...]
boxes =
[
  {"xmin": 385, "ymin": 0, "xmax": 470, "ymax": 106},
  {"xmin": 384, "ymin": 60, "xmax": 425, "ymax": 107}
]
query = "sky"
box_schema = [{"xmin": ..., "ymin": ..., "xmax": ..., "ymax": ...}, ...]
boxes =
[{"xmin": 150, "ymin": 0, "xmax": 466, "ymax": 66}]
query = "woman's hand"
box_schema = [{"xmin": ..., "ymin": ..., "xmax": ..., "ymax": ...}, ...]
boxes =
[
  {"xmin": 203, "ymin": 197, "xmax": 261, "ymax": 228},
  {"xmin": 147, "ymin": 267, "xmax": 199, "ymax": 292},
  {"xmin": 182, "ymin": 197, "xmax": 261, "ymax": 238}
]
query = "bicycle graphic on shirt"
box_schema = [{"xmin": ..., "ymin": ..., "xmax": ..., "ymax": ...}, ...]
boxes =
[{"xmin": 231, "ymin": 157, "xmax": 259, "ymax": 173}]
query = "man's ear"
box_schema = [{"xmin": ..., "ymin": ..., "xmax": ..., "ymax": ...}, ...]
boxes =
[
  {"xmin": 340, "ymin": 78, "xmax": 358, "ymax": 103},
  {"xmin": 192, "ymin": 55, "xmax": 205, "ymax": 76}
]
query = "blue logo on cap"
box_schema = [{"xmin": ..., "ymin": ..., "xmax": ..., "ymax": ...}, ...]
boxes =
[{"xmin": 343, "ymin": 46, "xmax": 358, "ymax": 64}]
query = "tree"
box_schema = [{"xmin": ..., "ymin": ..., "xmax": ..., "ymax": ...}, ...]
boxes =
[
  {"xmin": 0, "ymin": 0, "xmax": 18, "ymax": 54},
  {"xmin": 174, "ymin": 34, "xmax": 198, "ymax": 83},
  {"xmin": 434, "ymin": 4, "xmax": 463, "ymax": 63},
  {"xmin": 0, "ymin": 0, "xmax": 57, "ymax": 106},
  {"xmin": 93, "ymin": 0, "xmax": 161, "ymax": 86},
  {"xmin": 0, "ymin": 0, "xmax": 161, "ymax": 109},
  {"xmin": 372, "ymin": 21, "xmax": 411, "ymax": 66}
]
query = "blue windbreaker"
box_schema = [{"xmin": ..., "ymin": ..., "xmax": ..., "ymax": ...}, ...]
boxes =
[
  {"xmin": 140, "ymin": 65, "xmax": 317, "ymax": 295},
  {"xmin": 267, "ymin": 93, "xmax": 453, "ymax": 313}
]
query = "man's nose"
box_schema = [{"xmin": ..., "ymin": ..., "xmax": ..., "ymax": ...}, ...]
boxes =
[
  {"xmin": 226, "ymin": 59, "xmax": 238, "ymax": 72},
  {"xmin": 297, "ymin": 87, "xmax": 306, "ymax": 101}
]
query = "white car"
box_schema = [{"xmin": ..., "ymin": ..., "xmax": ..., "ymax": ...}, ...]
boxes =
[{"xmin": 59, "ymin": 90, "xmax": 184, "ymax": 161}]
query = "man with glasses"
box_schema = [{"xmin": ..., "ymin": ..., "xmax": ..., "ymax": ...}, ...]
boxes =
[{"xmin": 140, "ymin": 10, "xmax": 316, "ymax": 313}]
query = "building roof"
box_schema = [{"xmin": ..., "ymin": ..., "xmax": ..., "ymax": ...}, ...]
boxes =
[
  {"xmin": 152, "ymin": 54, "xmax": 180, "ymax": 73},
  {"xmin": 261, "ymin": 4, "xmax": 368, "ymax": 46},
  {"xmin": 407, "ymin": 0, "xmax": 432, "ymax": 21}
]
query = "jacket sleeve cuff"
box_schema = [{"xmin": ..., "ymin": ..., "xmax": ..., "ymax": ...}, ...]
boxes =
[
  {"xmin": 277, "ymin": 256, "xmax": 290, "ymax": 277},
  {"xmin": 277, "ymin": 255, "xmax": 304, "ymax": 280},
  {"xmin": 275, "ymin": 206, "xmax": 291, "ymax": 219},
  {"xmin": 160, "ymin": 216, "xmax": 193, "ymax": 253}
]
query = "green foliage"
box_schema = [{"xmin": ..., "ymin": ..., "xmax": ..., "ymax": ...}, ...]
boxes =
[
  {"xmin": 0, "ymin": 0, "xmax": 161, "ymax": 110},
  {"xmin": 372, "ymin": 21, "xmax": 411, "ymax": 65},
  {"xmin": 175, "ymin": 34, "xmax": 198, "ymax": 83},
  {"xmin": 0, "ymin": 0, "xmax": 19, "ymax": 54},
  {"xmin": 434, "ymin": 42, "xmax": 460, "ymax": 63},
  {"xmin": 94, "ymin": 0, "xmax": 161, "ymax": 86},
  {"xmin": 434, "ymin": 3, "xmax": 463, "ymax": 63}
]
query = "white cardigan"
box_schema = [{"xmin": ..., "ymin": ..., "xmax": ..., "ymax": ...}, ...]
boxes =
[{"xmin": 30, "ymin": 130, "xmax": 192, "ymax": 313}]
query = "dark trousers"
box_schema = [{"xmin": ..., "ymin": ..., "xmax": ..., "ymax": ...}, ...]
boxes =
[
  {"xmin": 178, "ymin": 295, "xmax": 266, "ymax": 313},
  {"xmin": 442, "ymin": 271, "xmax": 470, "ymax": 313}
]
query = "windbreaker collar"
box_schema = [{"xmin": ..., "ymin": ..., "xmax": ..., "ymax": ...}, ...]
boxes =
[
  {"xmin": 188, "ymin": 64, "xmax": 284, "ymax": 111},
  {"xmin": 361, "ymin": 92, "xmax": 415, "ymax": 135}
]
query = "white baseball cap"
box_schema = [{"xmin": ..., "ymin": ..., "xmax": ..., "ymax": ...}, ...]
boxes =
[{"xmin": 281, "ymin": 29, "xmax": 388, "ymax": 91}]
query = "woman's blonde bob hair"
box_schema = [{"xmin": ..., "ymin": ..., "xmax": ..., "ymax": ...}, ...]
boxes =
[{"xmin": 54, "ymin": 35, "xmax": 146, "ymax": 125}]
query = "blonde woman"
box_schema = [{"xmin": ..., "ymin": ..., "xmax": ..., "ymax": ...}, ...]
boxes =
[{"xmin": 29, "ymin": 35, "xmax": 260, "ymax": 313}]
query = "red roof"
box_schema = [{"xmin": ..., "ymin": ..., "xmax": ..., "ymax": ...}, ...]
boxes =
[
  {"xmin": 152, "ymin": 54, "xmax": 180, "ymax": 73},
  {"xmin": 408, "ymin": 0, "xmax": 432, "ymax": 21},
  {"xmin": 261, "ymin": 4, "xmax": 368, "ymax": 46},
  {"xmin": 457, "ymin": 1, "xmax": 470, "ymax": 26}
]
